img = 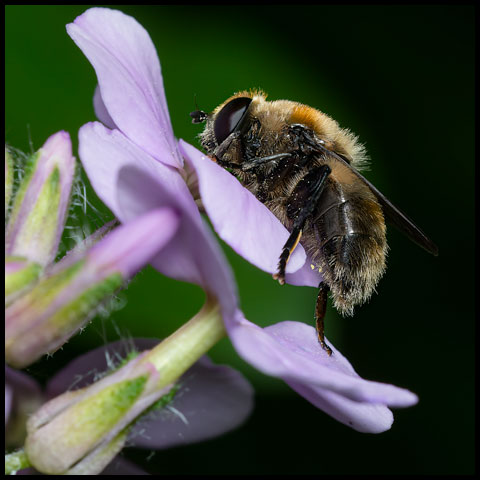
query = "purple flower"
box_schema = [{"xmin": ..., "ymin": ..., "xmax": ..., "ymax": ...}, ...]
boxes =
[
  {"xmin": 68, "ymin": 7, "xmax": 418, "ymax": 434},
  {"xmin": 5, "ymin": 132, "xmax": 181, "ymax": 368}
]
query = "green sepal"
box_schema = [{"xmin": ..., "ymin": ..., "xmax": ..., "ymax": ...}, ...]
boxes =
[{"xmin": 5, "ymin": 257, "xmax": 42, "ymax": 302}]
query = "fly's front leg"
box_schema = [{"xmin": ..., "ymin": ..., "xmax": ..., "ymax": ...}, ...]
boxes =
[
  {"xmin": 273, "ymin": 164, "xmax": 331, "ymax": 285},
  {"xmin": 241, "ymin": 153, "xmax": 292, "ymax": 171},
  {"xmin": 272, "ymin": 227, "xmax": 303, "ymax": 285},
  {"xmin": 213, "ymin": 132, "xmax": 243, "ymax": 170}
]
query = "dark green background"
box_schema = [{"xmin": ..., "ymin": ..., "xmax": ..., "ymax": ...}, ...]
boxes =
[{"xmin": 5, "ymin": 5, "xmax": 474, "ymax": 475}]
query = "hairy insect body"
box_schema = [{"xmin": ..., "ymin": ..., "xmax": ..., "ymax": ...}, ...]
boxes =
[
  {"xmin": 192, "ymin": 90, "xmax": 437, "ymax": 354},
  {"xmin": 199, "ymin": 92, "xmax": 387, "ymax": 316}
]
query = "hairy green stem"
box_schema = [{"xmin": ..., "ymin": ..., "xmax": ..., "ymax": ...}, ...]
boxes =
[{"xmin": 140, "ymin": 297, "xmax": 226, "ymax": 388}]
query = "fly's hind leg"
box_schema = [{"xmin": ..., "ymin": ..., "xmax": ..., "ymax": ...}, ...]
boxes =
[{"xmin": 315, "ymin": 282, "xmax": 333, "ymax": 356}]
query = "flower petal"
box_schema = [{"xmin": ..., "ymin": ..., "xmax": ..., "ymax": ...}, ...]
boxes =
[
  {"xmin": 226, "ymin": 314, "xmax": 418, "ymax": 407},
  {"xmin": 117, "ymin": 164, "xmax": 237, "ymax": 314},
  {"xmin": 87, "ymin": 208, "xmax": 179, "ymax": 279},
  {"xmin": 67, "ymin": 8, "xmax": 180, "ymax": 168},
  {"xmin": 93, "ymin": 85, "xmax": 116, "ymax": 130},
  {"xmin": 78, "ymin": 121, "xmax": 238, "ymax": 317},
  {"xmin": 78, "ymin": 121, "xmax": 172, "ymax": 219},
  {"xmin": 286, "ymin": 380, "xmax": 394, "ymax": 433},
  {"xmin": 46, "ymin": 339, "xmax": 254, "ymax": 449},
  {"xmin": 179, "ymin": 140, "xmax": 307, "ymax": 274},
  {"xmin": 130, "ymin": 354, "xmax": 254, "ymax": 449}
]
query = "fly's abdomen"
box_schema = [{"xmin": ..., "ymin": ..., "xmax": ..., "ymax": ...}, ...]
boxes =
[{"xmin": 307, "ymin": 180, "xmax": 388, "ymax": 316}]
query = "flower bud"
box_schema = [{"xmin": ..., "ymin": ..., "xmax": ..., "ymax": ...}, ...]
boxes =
[
  {"xmin": 5, "ymin": 131, "xmax": 75, "ymax": 267},
  {"xmin": 25, "ymin": 351, "xmax": 169, "ymax": 474},
  {"xmin": 5, "ymin": 209, "xmax": 179, "ymax": 368}
]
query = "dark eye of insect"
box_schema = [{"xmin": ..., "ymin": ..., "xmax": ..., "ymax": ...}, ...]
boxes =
[{"xmin": 214, "ymin": 97, "xmax": 252, "ymax": 145}]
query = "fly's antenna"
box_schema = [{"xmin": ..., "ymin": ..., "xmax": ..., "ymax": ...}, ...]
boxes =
[{"xmin": 190, "ymin": 93, "xmax": 208, "ymax": 124}]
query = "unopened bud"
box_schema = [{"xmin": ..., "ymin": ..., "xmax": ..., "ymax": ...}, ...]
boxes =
[
  {"xmin": 5, "ymin": 131, "xmax": 75, "ymax": 267},
  {"xmin": 25, "ymin": 352, "xmax": 169, "ymax": 474},
  {"xmin": 5, "ymin": 209, "xmax": 179, "ymax": 368}
]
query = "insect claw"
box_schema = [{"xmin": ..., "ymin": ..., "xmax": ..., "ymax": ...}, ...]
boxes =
[
  {"xmin": 319, "ymin": 338, "xmax": 333, "ymax": 356},
  {"xmin": 272, "ymin": 272, "xmax": 285, "ymax": 285}
]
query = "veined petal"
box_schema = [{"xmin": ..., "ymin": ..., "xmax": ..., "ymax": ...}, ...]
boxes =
[
  {"xmin": 5, "ymin": 209, "xmax": 179, "ymax": 368},
  {"xmin": 78, "ymin": 122, "xmax": 238, "ymax": 318},
  {"xmin": 179, "ymin": 140, "xmax": 307, "ymax": 275},
  {"xmin": 67, "ymin": 8, "xmax": 181, "ymax": 168},
  {"xmin": 226, "ymin": 315, "xmax": 418, "ymax": 408},
  {"xmin": 5, "ymin": 131, "xmax": 75, "ymax": 267},
  {"xmin": 87, "ymin": 209, "xmax": 179, "ymax": 279},
  {"xmin": 78, "ymin": 122, "xmax": 181, "ymax": 220},
  {"xmin": 286, "ymin": 380, "xmax": 394, "ymax": 433},
  {"xmin": 93, "ymin": 85, "xmax": 117, "ymax": 130}
]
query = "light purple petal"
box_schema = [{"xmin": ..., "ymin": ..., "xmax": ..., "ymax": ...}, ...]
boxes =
[
  {"xmin": 78, "ymin": 122, "xmax": 172, "ymax": 219},
  {"xmin": 180, "ymin": 140, "xmax": 305, "ymax": 272},
  {"xmin": 130, "ymin": 354, "xmax": 254, "ymax": 449},
  {"xmin": 78, "ymin": 122, "xmax": 238, "ymax": 317},
  {"xmin": 180, "ymin": 140, "xmax": 323, "ymax": 288},
  {"xmin": 225, "ymin": 314, "xmax": 418, "ymax": 408},
  {"xmin": 87, "ymin": 208, "xmax": 179, "ymax": 278},
  {"xmin": 93, "ymin": 85, "xmax": 117, "ymax": 130},
  {"xmin": 286, "ymin": 380, "xmax": 394, "ymax": 433},
  {"xmin": 46, "ymin": 339, "xmax": 254, "ymax": 449},
  {"xmin": 67, "ymin": 7, "xmax": 180, "ymax": 168},
  {"xmin": 117, "ymin": 164, "xmax": 237, "ymax": 315}
]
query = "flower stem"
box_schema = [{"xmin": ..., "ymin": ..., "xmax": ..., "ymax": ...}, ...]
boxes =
[
  {"xmin": 5, "ymin": 449, "xmax": 31, "ymax": 475},
  {"xmin": 140, "ymin": 297, "xmax": 226, "ymax": 388}
]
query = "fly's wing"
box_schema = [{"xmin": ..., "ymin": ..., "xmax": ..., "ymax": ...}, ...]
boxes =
[{"xmin": 319, "ymin": 146, "xmax": 439, "ymax": 256}]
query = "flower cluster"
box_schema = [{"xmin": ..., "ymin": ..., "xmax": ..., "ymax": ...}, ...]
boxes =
[
  {"xmin": 5, "ymin": 133, "xmax": 180, "ymax": 369},
  {"xmin": 5, "ymin": 137, "xmax": 253, "ymax": 474},
  {"xmin": 5, "ymin": 6, "xmax": 420, "ymax": 476}
]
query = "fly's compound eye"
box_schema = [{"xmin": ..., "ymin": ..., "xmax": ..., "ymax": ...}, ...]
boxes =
[{"xmin": 214, "ymin": 97, "xmax": 252, "ymax": 145}]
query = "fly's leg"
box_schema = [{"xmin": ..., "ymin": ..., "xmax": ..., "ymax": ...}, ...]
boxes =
[
  {"xmin": 241, "ymin": 153, "xmax": 292, "ymax": 171},
  {"xmin": 273, "ymin": 228, "xmax": 303, "ymax": 285},
  {"xmin": 315, "ymin": 282, "xmax": 333, "ymax": 356},
  {"xmin": 273, "ymin": 164, "xmax": 331, "ymax": 285}
]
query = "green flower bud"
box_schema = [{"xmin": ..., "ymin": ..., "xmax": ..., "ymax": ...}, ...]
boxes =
[{"xmin": 5, "ymin": 131, "xmax": 75, "ymax": 267}]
